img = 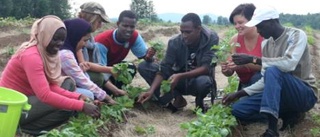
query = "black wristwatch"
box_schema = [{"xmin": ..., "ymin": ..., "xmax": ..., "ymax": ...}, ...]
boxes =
[{"xmin": 252, "ymin": 56, "xmax": 258, "ymax": 64}]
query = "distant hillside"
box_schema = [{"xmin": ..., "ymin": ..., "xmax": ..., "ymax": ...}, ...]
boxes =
[
  {"xmin": 110, "ymin": 13, "xmax": 218, "ymax": 23},
  {"xmin": 158, "ymin": 13, "xmax": 218, "ymax": 22}
]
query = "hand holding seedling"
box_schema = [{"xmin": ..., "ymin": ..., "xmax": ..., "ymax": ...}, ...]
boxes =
[
  {"xmin": 222, "ymin": 89, "xmax": 248, "ymax": 105},
  {"xmin": 83, "ymin": 103, "xmax": 101, "ymax": 119},
  {"xmin": 145, "ymin": 47, "xmax": 156, "ymax": 61},
  {"xmin": 149, "ymin": 40, "xmax": 165, "ymax": 61},
  {"xmin": 168, "ymin": 74, "xmax": 181, "ymax": 93},
  {"xmin": 137, "ymin": 91, "xmax": 153, "ymax": 104}
]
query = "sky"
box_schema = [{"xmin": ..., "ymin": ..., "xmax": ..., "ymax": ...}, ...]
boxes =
[{"xmin": 70, "ymin": 0, "xmax": 320, "ymax": 18}]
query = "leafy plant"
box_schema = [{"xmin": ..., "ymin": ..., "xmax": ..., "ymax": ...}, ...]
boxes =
[
  {"xmin": 223, "ymin": 75, "xmax": 239, "ymax": 94},
  {"xmin": 123, "ymin": 85, "xmax": 147, "ymax": 100},
  {"xmin": 149, "ymin": 39, "xmax": 165, "ymax": 61},
  {"xmin": 211, "ymin": 29, "xmax": 237, "ymax": 64},
  {"xmin": 180, "ymin": 103, "xmax": 237, "ymax": 137},
  {"xmin": 310, "ymin": 128, "xmax": 320, "ymax": 137},
  {"xmin": 111, "ymin": 62, "xmax": 134, "ymax": 85},
  {"xmin": 160, "ymin": 80, "xmax": 171, "ymax": 94},
  {"xmin": 102, "ymin": 96, "xmax": 134, "ymax": 123},
  {"xmin": 304, "ymin": 25, "xmax": 315, "ymax": 45},
  {"xmin": 6, "ymin": 45, "xmax": 15, "ymax": 56},
  {"xmin": 42, "ymin": 96, "xmax": 134, "ymax": 136},
  {"xmin": 310, "ymin": 112, "xmax": 320, "ymax": 137},
  {"xmin": 134, "ymin": 125, "xmax": 156, "ymax": 135},
  {"xmin": 41, "ymin": 113, "xmax": 105, "ymax": 137}
]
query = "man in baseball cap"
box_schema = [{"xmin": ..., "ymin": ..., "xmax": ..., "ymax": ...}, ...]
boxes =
[
  {"xmin": 223, "ymin": 5, "xmax": 318, "ymax": 137},
  {"xmin": 80, "ymin": 2, "xmax": 110, "ymax": 23},
  {"xmin": 245, "ymin": 6, "xmax": 279, "ymax": 27}
]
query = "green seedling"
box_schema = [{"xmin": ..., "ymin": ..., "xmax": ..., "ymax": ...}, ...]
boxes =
[
  {"xmin": 160, "ymin": 80, "xmax": 171, "ymax": 94},
  {"xmin": 149, "ymin": 39, "xmax": 165, "ymax": 61},
  {"xmin": 112, "ymin": 62, "xmax": 134, "ymax": 85}
]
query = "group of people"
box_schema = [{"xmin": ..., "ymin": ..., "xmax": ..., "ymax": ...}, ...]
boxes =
[{"xmin": 0, "ymin": 1, "xmax": 317, "ymax": 136}]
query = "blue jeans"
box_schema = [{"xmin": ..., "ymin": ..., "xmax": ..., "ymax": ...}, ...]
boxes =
[
  {"xmin": 238, "ymin": 72, "xmax": 262, "ymax": 90},
  {"xmin": 232, "ymin": 66, "xmax": 317, "ymax": 121},
  {"xmin": 76, "ymin": 88, "xmax": 94, "ymax": 100}
]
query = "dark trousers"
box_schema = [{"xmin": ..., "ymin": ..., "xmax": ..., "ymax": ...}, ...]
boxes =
[
  {"xmin": 138, "ymin": 61, "xmax": 213, "ymax": 109},
  {"xmin": 19, "ymin": 78, "xmax": 76, "ymax": 135}
]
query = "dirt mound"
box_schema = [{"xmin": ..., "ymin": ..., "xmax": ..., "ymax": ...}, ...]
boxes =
[
  {"xmin": 140, "ymin": 26, "xmax": 179, "ymax": 42},
  {"xmin": 0, "ymin": 33, "xmax": 29, "ymax": 72}
]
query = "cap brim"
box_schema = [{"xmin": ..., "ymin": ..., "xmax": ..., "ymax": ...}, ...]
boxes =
[
  {"xmin": 245, "ymin": 19, "xmax": 261, "ymax": 27},
  {"xmin": 101, "ymin": 14, "xmax": 110, "ymax": 23}
]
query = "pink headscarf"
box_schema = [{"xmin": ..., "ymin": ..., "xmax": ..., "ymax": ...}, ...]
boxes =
[{"xmin": 15, "ymin": 15, "xmax": 68, "ymax": 86}]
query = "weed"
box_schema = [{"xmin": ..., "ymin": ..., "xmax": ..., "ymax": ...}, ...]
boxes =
[{"xmin": 6, "ymin": 45, "xmax": 15, "ymax": 56}]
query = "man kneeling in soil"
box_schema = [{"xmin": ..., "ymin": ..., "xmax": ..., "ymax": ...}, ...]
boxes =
[
  {"xmin": 137, "ymin": 13, "xmax": 219, "ymax": 112},
  {"xmin": 222, "ymin": 6, "xmax": 318, "ymax": 137}
]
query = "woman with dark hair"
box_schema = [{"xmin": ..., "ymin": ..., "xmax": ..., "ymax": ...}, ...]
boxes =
[
  {"xmin": 59, "ymin": 18, "xmax": 116, "ymax": 105},
  {"xmin": 221, "ymin": 3, "xmax": 263, "ymax": 90}
]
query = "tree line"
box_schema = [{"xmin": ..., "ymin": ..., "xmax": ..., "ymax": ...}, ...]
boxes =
[
  {"xmin": 0, "ymin": 0, "xmax": 71, "ymax": 19},
  {"xmin": 280, "ymin": 13, "xmax": 320, "ymax": 29},
  {"xmin": 1, "ymin": 0, "xmax": 320, "ymax": 29},
  {"xmin": 202, "ymin": 13, "xmax": 320, "ymax": 29}
]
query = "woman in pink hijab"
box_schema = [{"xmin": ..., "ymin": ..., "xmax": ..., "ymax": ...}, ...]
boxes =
[{"xmin": 0, "ymin": 15, "xmax": 100, "ymax": 135}]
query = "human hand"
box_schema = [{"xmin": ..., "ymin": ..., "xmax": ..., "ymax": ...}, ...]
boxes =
[
  {"xmin": 113, "ymin": 89, "xmax": 127, "ymax": 96},
  {"xmin": 145, "ymin": 47, "xmax": 156, "ymax": 61},
  {"xmin": 221, "ymin": 93, "xmax": 239, "ymax": 106},
  {"xmin": 79, "ymin": 94, "xmax": 88, "ymax": 101},
  {"xmin": 222, "ymin": 90, "xmax": 248, "ymax": 105},
  {"xmin": 227, "ymin": 61, "xmax": 242, "ymax": 71},
  {"xmin": 83, "ymin": 103, "xmax": 101, "ymax": 119},
  {"xmin": 137, "ymin": 91, "xmax": 153, "ymax": 104},
  {"xmin": 220, "ymin": 62, "xmax": 230, "ymax": 73},
  {"xmin": 104, "ymin": 97, "xmax": 117, "ymax": 105},
  {"xmin": 232, "ymin": 53, "xmax": 254, "ymax": 65},
  {"xmin": 79, "ymin": 62, "xmax": 90, "ymax": 72},
  {"xmin": 93, "ymin": 100, "xmax": 103, "ymax": 107},
  {"xmin": 168, "ymin": 74, "xmax": 181, "ymax": 92}
]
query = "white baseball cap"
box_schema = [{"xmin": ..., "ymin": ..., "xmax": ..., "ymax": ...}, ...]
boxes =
[{"xmin": 245, "ymin": 6, "xmax": 279, "ymax": 27}]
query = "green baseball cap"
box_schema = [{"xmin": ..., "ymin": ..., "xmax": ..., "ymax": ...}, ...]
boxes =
[{"xmin": 80, "ymin": 2, "xmax": 110, "ymax": 23}]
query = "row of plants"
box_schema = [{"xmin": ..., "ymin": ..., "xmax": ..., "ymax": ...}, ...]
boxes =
[
  {"xmin": 42, "ymin": 63, "xmax": 141, "ymax": 136},
  {"xmin": 41, "ymin": 60, "xmax": 173, "ymax": 136},
  {"xmin": 41, "ymin": 95, "xmax": 134, "ymax": 137},
  {"xmin": 304, "ymin": 25, "xmax": 316, "ymax": 45},
  {"xmin": 0, "ymin": 16, "xmax": 35, "ymax": 27}
]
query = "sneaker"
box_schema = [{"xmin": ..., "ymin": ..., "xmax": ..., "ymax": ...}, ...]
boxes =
[
  {"xmin": 172, "ymin": 95, "xmax": 187, "ymax": 109},
  {"xmin": 166, "ymin": 102, "xmax": 179, "ymax": 113}
]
